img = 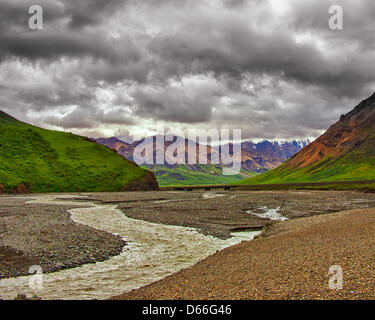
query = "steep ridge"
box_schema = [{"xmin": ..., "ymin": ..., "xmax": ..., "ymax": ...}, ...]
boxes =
[
  {"xmin": 241, "ymin": 92, "xmax": 375, "ymax": 184},
  {"xmin": 287, "ymin": 92, "xmax": 375, "ymax": 170}
]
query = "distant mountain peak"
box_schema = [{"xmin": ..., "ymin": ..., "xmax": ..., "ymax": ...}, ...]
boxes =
[
  {"xmin": 95, "ymin": 136, "xmax": 125, "ymax": 144},
  {"xmin": 95, "ymin": 136, "xmax": 307, "ymax": 178}
]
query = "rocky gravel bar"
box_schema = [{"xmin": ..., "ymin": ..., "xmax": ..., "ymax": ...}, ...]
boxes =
[{"xmin": 0, "ymin": 196, "xmax": 125, "ymax": 279}]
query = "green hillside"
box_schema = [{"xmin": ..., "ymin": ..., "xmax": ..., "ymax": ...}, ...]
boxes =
[
  {"xmin": 147, "ymin": 164, "xmax": 256, "ymax": 187},
  {"xmin": 0, "ymin": 112, "xmax": 153, "ymax": 193}
]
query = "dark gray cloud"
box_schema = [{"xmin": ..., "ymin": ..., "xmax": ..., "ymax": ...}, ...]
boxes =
[
  {"xmin": 130, "ymin": 75, "xmax": 223, "ymax": 123},
  {"xmin": 0, "ymin": 0, "xmax": 374, "ymax": 139},
  {"xmin": 0, "ymin": 0, "xmax": 127, "ymax": 29}
]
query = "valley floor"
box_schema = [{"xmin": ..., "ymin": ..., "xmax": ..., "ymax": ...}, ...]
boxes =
[{"xmin": 1, "ymin": 190, "xmax": 375, "ymax": 299}]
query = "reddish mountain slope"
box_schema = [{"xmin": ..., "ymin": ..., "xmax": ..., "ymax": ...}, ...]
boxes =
[
  {"xmin": 242, "ymin": 92, "xmax": 375, "ymax": 184},
  {"xmin": 286, "ymin": 92, "xmax": 375, "ymax": 170}
]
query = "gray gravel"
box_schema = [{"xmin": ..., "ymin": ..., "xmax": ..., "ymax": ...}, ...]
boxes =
[
  {"xmin": 0, "ymin": 199, "xmax": 125, "ymax": 279},
  {"xmin": 81, "ymin": 190, "xmax": 375, "ymax": 238}
]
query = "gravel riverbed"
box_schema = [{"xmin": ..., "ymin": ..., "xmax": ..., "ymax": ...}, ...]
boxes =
[
  {"xmin": 1, "ymin": 190, "xmax": 375, "ymax": 299},
  {"xmin": 0, "ymin": 196, "xmax": 124, "ymax": 279}
]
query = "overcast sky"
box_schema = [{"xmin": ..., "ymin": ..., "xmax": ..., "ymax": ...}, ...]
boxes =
[{"xmin": 1, "ymin": 0, "xmax": 375, "ymax": 141}]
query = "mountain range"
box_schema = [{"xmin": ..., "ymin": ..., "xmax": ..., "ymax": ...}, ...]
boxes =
[
  {"xmin": 94, "ymin": 136, "xmax": 310, "ymax": 186},
  {"xmin": 0, "ymin": 111, "xmax": 158, "ymax": 193},
  {"xmin": 241, "ymin": 92, "xmax": 375, "ymax": 185}
]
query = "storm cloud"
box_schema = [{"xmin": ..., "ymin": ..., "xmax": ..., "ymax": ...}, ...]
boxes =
[{"xmin": 0, "ymin": 0, "xmax": 374, "ymax": 140}]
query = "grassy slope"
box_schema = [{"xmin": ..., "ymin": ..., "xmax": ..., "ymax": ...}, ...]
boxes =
[
  {"xmin": 239, "ymin": 131, "xmax": 375, "ymax": 185},
  {"xmin": 0, "ymin": 115, "xmax": 147, "ymax": 192},
  {"xmin": 146, "ymin": 164, "xmax": 256, "ymax": 187}
]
